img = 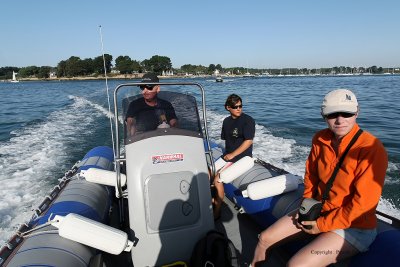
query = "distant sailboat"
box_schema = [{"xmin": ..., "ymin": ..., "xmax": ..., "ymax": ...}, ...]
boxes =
[
  {"xmin": 243, "ymin": 70, "xmax": 255, "ymax": 78},
  {"xmin": 11, "ymin": 71, "xmax": 19, "ymax": 83},
  {"xmin": 243, "ymin": 72, "xmax": 255, "ymax": 77},
  {"xmin": 243, "ymin": 61, "xmax": 255, "ymax": 77}
]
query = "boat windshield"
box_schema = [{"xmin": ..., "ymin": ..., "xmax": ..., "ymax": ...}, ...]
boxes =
[{"xmin": 122, "ymin": 91, "xmax": 203, "ymax": 144}]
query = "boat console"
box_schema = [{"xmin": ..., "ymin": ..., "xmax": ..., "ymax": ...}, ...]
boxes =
[{"xmin": 114, "ymin": 83, "xmax": 215, "ymax": 266}]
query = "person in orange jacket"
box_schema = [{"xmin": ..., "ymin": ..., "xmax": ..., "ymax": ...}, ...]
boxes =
[{"xmin": 251, "ymin": 89, "xmax": 388, "ymax": 267}]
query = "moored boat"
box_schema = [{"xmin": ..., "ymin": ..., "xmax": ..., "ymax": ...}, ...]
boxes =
[{"xmin": 243, "ymin": 72, "xmax": 255, "ymax": 78}]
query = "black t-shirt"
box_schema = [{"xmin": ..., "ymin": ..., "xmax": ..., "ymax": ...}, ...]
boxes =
[
  {"xmin": 125, "ymin": 98, "xmax": 177, "ymax": 133},
  {"xmin": 221, "ymin": 113, "xmax": 255, "ymax": 162}
]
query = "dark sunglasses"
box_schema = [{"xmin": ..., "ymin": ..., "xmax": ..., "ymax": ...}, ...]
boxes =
[
  {"xmin": 324, "ymin": 112, "xmax": 355, "ymax": 119},
  {"xmin": 140, "ymin": 85, "xmax": 155, "ymax": 91},
  {"xmin": 230, "ymin": 104, "xmax": 243, "ymax": 110}
]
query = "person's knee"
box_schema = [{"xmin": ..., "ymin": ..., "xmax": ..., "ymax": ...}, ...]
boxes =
[{"xmin": 257, "ymin": 230, "xmax": 278, "ymax": 248}]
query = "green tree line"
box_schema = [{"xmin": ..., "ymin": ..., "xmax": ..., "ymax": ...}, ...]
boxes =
[
  {"xmin": 0, "ymin": 54, "xmax": 175, "ymax": 80},
  {"xmin": 0, "ymin": 53, "xmax": 396, "ymax": 80}
]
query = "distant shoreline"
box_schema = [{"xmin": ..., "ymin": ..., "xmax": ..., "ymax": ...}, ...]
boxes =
[
  {"xmin": 1, "ymin": 74, "xmax": 211, "ymax": 82},
  {"xmin": 2, "ymin": 73, "xmax": 400, "ymax": 82}
]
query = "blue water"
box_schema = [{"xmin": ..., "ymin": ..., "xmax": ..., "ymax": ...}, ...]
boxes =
[{"xmin": 0, "ymin": 75, "xmax": 399, "ymax": 244}]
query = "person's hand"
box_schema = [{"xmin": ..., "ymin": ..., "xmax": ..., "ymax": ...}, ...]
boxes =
[
  {"xmin": 223, "ymin": 153, "xmax": 235, "ymax": 161},
  {"xmin": 157, "ymin": 122, "xmax": 170, "ymax": 129},
  {"xmin": 296, "ymin": 219, "xmax": 321, "ymax": 234},
  {"xmin": 293, "ymin": 210, "xmax": 321, "ymax": 234}
]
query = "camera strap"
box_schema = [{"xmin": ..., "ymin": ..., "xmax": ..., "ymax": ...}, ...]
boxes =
[{"xmin": 321, "ymin": 129, "xmax": 363, "ymax": 203}]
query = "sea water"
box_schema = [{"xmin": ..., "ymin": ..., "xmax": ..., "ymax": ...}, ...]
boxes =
[{"xmin": 0, "ymin": 75, "xmax": 399, "ymax": 244}]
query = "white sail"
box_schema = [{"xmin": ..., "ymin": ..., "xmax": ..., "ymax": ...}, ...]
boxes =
[{"xmin": 11, "ymin": 71, "xmax": 19, "ymax": 83}]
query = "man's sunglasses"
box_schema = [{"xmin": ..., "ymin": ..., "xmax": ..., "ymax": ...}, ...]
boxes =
[
  {"xmin": 230, "ymin": 104, "xmax": 243, "ymax": 110},
  {"xmin": 324, "ymin": 112, "xmax": 355, "ymax": 119},
  {"xmin": 140, "ymin": 85, "xmax": 155, "ymax": 91}
]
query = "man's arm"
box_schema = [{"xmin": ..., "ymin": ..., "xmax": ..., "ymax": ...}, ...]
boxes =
[
  {"xmin": 126, "ymin": 117, "xmax": 136, "ymax": 136},
  {"xmin": 165, "ymin": 101, "xmax": 178, "ymax": 127},
  {"xmin": 223, "ymin": 139, "xmax": 253, "ymax": 161}
]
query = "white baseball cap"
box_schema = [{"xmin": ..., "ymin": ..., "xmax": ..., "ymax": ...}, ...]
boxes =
[{"xmin": 321, "ymin": 89, "xmax": 358, "ymax": 116}]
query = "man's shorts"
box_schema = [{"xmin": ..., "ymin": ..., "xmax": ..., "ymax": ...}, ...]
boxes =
[{"xmin": 332, "ymin": 228, "xmax": 377, "ymax": 252}]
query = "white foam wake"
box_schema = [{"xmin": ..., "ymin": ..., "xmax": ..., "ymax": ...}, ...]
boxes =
[{"xmin": 0, "ymin": 95, "xmax": 109, "ymax": 244}]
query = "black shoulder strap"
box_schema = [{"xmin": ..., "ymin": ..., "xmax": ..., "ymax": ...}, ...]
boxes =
[{"xmin": 322, "ymin": 129, "xmax": 363, "ymax": 202}]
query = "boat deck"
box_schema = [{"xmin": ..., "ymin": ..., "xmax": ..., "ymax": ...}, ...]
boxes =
[
  {"xmin": 216, "ymin": 197, "xmax": 288, "ymax": 267},
  {"xmin": 218, "ymin": 197, "xmax": 360, "ymax": 267},
  {"xmin": 104, "ymin": 196, "xmax": 287, "ymax": 267},
  {"xmin": 104, "ymin": 195, "xmax": 361, "ymax": 267}
]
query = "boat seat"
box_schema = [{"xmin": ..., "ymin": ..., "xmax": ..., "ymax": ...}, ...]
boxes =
[{"xmin": 348, "ymin": 227, "xmax": 400, "ymax": 266}]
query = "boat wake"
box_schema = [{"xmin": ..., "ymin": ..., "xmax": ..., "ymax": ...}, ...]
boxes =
[{"xmin": 0, "ymin": 95, "xmax": 111, "ymax": 244}]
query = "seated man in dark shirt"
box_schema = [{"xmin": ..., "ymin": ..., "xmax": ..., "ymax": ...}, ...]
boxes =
[{"xmin": 126, "ymin": 73, "xmax": 178, "ymax": 136}]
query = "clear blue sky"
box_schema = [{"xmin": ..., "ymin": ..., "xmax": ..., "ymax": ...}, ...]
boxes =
[{"xmin": 1, "ymin": 0, "xmax": 399, "ymax": 69}]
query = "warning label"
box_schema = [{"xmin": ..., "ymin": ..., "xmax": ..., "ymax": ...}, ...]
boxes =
[{"xmin": 152, "ymin": 153, "xmax": 184, "ymax": 164}]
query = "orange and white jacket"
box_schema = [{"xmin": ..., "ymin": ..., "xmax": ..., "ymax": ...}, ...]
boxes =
[{"xmin": 303, "ymin": 124, "xmax": 388, "ymax": 232}]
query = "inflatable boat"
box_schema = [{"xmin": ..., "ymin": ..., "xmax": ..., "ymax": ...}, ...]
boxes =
[{"xmin": 1, "ymin": 82, "xmax": 399, "ymax": 267}]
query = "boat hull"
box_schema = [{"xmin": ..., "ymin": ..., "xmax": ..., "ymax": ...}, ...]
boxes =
[{"xmin": 1, "ymin": 146, "xmax": 114, "ymax": 267}]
